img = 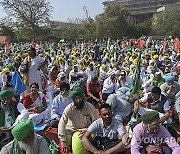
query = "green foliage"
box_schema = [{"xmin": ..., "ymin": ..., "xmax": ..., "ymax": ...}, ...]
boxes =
[
  {"xmin": 95, "ymin": 3, "xmax": 130, "ymax": 40},
  {"xmin": 1, "ymin": 0, "xmax": 53, "ymax": 41},
  {"xmin": 0, "ymin": 18, "xmax": 16, "ymax": 40},
  {"xmin": 136, "ymin": 19, "xmax": 152, "ymax": 37},
  {"xmin": 152, "ymin": 9, "xmax": 180, "ymax": 37}
]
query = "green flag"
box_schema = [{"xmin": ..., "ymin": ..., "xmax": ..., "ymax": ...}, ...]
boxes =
[
  {"xmin": 131, "ymin": 51, "xmax": 142, "ymax": 95},
  {"xmin": 130, "ymin": 51, "xmax": 142, "ymax": 121}
]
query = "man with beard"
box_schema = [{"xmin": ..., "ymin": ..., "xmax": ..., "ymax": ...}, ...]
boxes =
[
  {"xmin": 0, "ymin": 119, "xmax": 50, "ymax": 154},
  {"xmin": 58, "ymin": 86, "xmax": 97, "ymax": 154},
  {"xmin": 50, "ymin": 82, "xmax": 72, "ymax": 128},
  {"xmin": 131, "ymin": 111, "xmax": 180, "ymax": 154},
  {"xmin": 82, "ymin": 103, "xmax": 129, "ymax": 154},
  {"xmin": 0, "ymin": 90, "xmax": 29, "ymax": 149},
  {"xmin": 160, "ymin": 75, "xmax": 180, "ymax": 105}
]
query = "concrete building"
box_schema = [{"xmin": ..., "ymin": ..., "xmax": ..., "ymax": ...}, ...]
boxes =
[{"xmin": 103, "ymin": 0, "xmax": 180, "ymax": 24}]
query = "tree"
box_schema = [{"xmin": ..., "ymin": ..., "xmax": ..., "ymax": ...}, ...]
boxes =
[
  {"xmin": 1, "ymin": 0, "xmax": 53, "ymax": 41},
  {"xmin": 0, "ymin": 18, "xmax": 16, "ymax": 40},
  {"xmin": 82, "ymin": 6, "xmax": 96, "ymax": 40},
  {"xmin": 136, "ymin": 19, "xmax": 152, "ymax": 37},
  {"xmin": 152, "ymin": 9, "xmax": 180, "ymax": 37},
  {"xmin": 95, "ymin": 3, "xmax": 130, "ymax": 39}
]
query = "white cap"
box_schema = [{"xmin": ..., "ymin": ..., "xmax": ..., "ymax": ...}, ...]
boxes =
[{"xmin": 58, "ymin": 72, "xmax": 66, "ymax": 78}]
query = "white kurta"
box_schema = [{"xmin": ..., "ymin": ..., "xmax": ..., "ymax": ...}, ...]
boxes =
[
  {"xmin": 28, "ymin": 56, "xmax": 45, "ymax": 91},
  {"xmin": 28, "ymin": 93, "xmax": 51, "ymax": 125}
]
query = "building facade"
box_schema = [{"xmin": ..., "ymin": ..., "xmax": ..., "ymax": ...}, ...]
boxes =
[{"xmin": 103, "ymin": 0, "xmax": 180, "ymax": 24}]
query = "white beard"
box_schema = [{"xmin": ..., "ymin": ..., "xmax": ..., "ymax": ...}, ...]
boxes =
[
  {"xmin": 1, "ymin": 103, "xmax": 10, "ymax": 111},
  {"xmin": 18, "ymin": 138, "xmax": 37, "ymax": 154}
]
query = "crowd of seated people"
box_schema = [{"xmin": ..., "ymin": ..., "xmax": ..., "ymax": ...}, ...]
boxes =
[{"xmin": 0, "ymin": 41, "xmax": 180, "ymax": 154}]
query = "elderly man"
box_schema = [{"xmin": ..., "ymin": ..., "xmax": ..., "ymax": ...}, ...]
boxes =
[
  {"xmin": 82, "ymin": 103, "xmax": 129, "ymax": 154},
  {"xmin": 58, "ymin": 86, "xmax": 97, "ymax": 154},
  {"xmin": 160, "ymin": 75, "xmax": 180, "ymax": 105},
  {"xmin": 0, "ymin": 90, "xmax": 29, "ymax": 149},
  {"xmin": 0, "ymin": 119, "xmax": 50, "ymax": 154},
  {"xmin": 131, "ymin": 111, "xmax": 180, "ymax": 154},
  {"xmin": 50, "ymin": 82, "xmax": 72, "ymax": 128}
]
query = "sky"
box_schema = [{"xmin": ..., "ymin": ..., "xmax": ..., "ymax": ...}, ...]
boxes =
[{"xmin": 0, "ymin": 0, "xmax": 105, "ymax": 22}]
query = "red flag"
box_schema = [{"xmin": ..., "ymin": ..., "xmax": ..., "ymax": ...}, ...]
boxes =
[
  {"xmin": 121, "ymin": 40, "xmax": 125, "ymax": 48},
  {"xmin": 162, "ymin": 41, "xmax": 167, "ymax": 54},
  {"xmin": 5, "ymin": 41, "xmax": 9, "ymax": 52},
  {"xmin": 138, "ymin": 39, "xmax": 144, "ymax": 49},
  {"xmin": 88, "ymin": 40, "xmax": 91, "ymax": 49},
  {"xmin": 129, "ymin": 39, "xmax": 132, "ymax": 47},
  {"xmin": 31, "ymin": 41, "xmax": 35, "ymax": 48},
  {"xmin": 174, "ymin": 38, "xmax": 179, "ymax": 52}
]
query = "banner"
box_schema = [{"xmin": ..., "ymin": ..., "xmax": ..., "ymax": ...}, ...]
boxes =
[{"xmin": 174, "ymin": 38, "xmax": 179, "ymax": 52}]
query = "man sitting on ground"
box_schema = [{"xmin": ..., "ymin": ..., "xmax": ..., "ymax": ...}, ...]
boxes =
[
  {"xmin": 134, "ymin": 86, "xmax": 172, "ymax": 124},
  {"xmin": 0, "ymin": 90, "xmax": 29, "ymax": 149},
  {"xmin": 50, "ymin": 82, "xmax": 72, "ymax": 128},
  {"xmin": 82, "ymin": 103, "xmax": 130, "ymax": 154},
  {"xmin": 58, "ymin": 86, "xmax": 97, "ymax": 154},
  {"xmin": 131, "ymin": 111, "xmax": 180, "ymax": 154},
  {"xmin": 1, "ymin": 119, "xmax": 50, "ymax": 154}
]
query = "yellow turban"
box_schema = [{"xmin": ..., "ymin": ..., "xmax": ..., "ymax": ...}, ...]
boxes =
[
  {"xmin": 2, "ymin": 68, "xmax": 10, "ymax": 74},
  {"xmin": 39, "ymin": 53, "xmax": 43, "ymax": 57},
  {"xmin": 50, "ymin": 50, "xmax": 54, "ymax": 54},
  {"xmin": 153, "ymin": 55, "xmax": 159, "ymax": 60},
  {"xmin": 125, "ymin": 56, "xmax": 129, "ymax": 61},
  {"xmin": 14, "ymin": 56, "xmax": 19, "ymax": 61},
  {"xmin": 102, "ymin": 64, "xmax": 109, "ymax": 72},
  {"xmin": 132, "ymin": 59, "xmax": 138, "ymax": 65},
  {"xmin": 58, "ymin": 56, "xmax": 64, "ymax": 61},
  {"xmin": 164, "ymin": 56, "xmax": 169, "ymax": 59},
  {"xmin": 53, "ymin": 61, "xmax": 58, "ymax": 67}
]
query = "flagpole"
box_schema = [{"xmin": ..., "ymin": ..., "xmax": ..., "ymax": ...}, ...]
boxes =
[{"xmin": 136, "ymin": 50, "xmax": 142, "ymax": 120}]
